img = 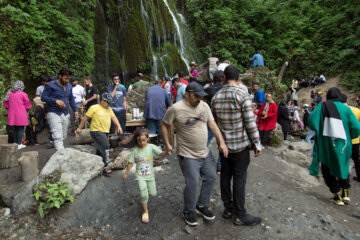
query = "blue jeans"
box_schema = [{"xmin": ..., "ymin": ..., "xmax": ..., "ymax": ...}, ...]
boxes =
[
  {"xmin": 178, "ymin": 152, "xmax": 217, "ymax": 213},
  {"xmin": 13, "ymin": 126, "xmax": 25, "ymax": 144},
  {"xmin": 111, "ymin": 111, "xmax": 126, "ymax": 134},
  {"xmin": 207, "ymin": 126, "xmax": 221, "ymax": 169},
  {"xmin": 146, "ymin": 119, "xmax": 162, "ymax": 137},
  {"xmin": 306, "ymin": 130, "xmax": 316, "ymax": 144}
]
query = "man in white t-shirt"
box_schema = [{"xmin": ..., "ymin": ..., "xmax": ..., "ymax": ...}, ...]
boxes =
[
  {"xmin": 35, "ymin": 75, "xmax": 50, "ymax": 97},
  {"xmin": 69, "ymin": 76, "xmax": 85, "ymax": 133}
]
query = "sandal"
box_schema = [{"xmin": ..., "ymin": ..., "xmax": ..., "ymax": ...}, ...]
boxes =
[
  {"xmin": 102, "ymin": 165, "xmax": 112, "ymax": 177},
  {"xmin": 142, "ymin": 212, "xmax": 149, "ymax": 223}
]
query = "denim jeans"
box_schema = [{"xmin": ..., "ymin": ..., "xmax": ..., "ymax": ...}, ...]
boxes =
[
  {"xmin": 306, "ymin": 130, "xmax": 316, "ymax": 144},
  {"xmin": 207, "ymin": 126, "xmax": 221, "ymax": 169},
  {"xmin": 13, "ymin": 126, "xmax": 25, "ymax": 144},
  {"xmin": 90, "ymin": 131, "xmax": 110, "ymax": 166},
  {"xmin": 47, "ymin": 112, "xmax": 69, "ymax": 150},
  {"xmin": 220, "ymin": 148, "xmax": 250, "ymax": 218},
  {"xmin": 69, "ymin": 103, "xmax": 82, "ymax": 131},
  {"xmin": 178, "ymin": 152, "xmax": 217, "ymax": 213},
  {"xmin": 111, "ymin": 110, "xmax": 126, "ymax": 134},
  {"xmin": 146, "ymin": 119, "xmax": 162, "ymax": 137}
]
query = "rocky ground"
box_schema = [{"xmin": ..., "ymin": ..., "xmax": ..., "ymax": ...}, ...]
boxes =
[{"xmin": 1, "ymin": 138, "xmax": 360, "ymax": 239}]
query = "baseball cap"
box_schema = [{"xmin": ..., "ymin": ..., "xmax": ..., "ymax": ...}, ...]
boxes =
[
  {"xmin": 101, "ymin": 92, "xmax": 114, "ymax": 104},
  {"xmin": 185, "ymin": 82, "xmax": 207, "ymax": 97}
]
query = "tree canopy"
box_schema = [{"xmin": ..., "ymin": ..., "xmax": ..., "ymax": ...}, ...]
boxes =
[{"xmin": 180, "ymin": 0, "xmax": 360, "ymax": 88}]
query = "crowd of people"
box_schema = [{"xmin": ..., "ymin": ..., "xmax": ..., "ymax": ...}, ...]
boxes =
[{"xmin": 3, "ymin": 59, "xmax": 360, "ymax": 227}]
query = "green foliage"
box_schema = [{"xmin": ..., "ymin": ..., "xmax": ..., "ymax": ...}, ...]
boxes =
[
  {"xmin": 183, "ymin": 0, "xmax": 360, "ymax": 89},
  {"xmin": 33, "ymin": 179, "xmax": 74, "ymax": 218},
  {"xmin": 0, "ymin": 0, "xmax": 96, "ymax": 126}
]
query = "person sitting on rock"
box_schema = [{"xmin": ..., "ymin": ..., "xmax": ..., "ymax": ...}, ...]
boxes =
[
  {"xmin": 132, "ymin": 73, "xmax": 149, "ymax": 90},
  {"xmin": 189, "ymin": 62, "xmax": 199, "ymax": 83},
  {"xmin": 249, "ymin": 52, "xmax": 264, "ymax": 68},
  {"xmin": 122, "ymin": 128, "xmax": 168, "ymax": 223},
  {"xmin": 76, "ymin": 92, "xmax": 123, "ymax": 176}
]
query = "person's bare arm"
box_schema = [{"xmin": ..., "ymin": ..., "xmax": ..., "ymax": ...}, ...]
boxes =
[
  {"xmin": 122, "ymin": 163, "xmax": 134, "ymax": 181},
  {"xmin": 161, "ymin": 121, "xmax": 173, "ymax": 155},
  {"xmin": 82, "ymin": 94, "xmax": 97, "ymax": 106},
  {"xmin": 208, "ymin": 120, "xmax": 228, "ymax": 158},
  {"xmin": 76, "ymin": 115, "xmax": 89, "ymax": 134},
  {"xmin": 110, "ymin": 85, "xmax": 117, "ymax": 98},
  {"xmin": 111, "ymin": 115, "xmax": 123, "ymax": 136}
]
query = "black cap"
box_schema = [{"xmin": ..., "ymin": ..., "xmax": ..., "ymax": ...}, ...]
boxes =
[{"xmin": 186, "ymin": 82, "xmax": 207, "ymax": 97}]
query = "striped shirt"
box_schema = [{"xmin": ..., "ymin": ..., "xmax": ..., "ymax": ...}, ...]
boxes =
[{"xmin": 211, "ymin": 84, "xmax": 261, "ymax": 153}]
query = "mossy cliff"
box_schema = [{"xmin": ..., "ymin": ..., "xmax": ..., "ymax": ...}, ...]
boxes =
[{"xmin": 94, "ymin": 0, "xmax": 195, "ymax": 86}]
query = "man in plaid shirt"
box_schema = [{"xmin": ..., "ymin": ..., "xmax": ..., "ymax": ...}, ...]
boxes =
[{"xmin": 211, "ymin": 65, "xmax": 262, "ymax": 226}]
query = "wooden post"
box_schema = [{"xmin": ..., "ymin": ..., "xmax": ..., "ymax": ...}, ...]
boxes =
[
  {"xmin": 0, "ymin": 144, "xmax": 18, "ymax": 168},
  {"xmin": 18, "ymin": 151, "xmax": 39, "ymax": 182}
]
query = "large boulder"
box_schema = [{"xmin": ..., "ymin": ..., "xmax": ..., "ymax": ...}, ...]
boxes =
[
  {"xmin": 1, "ymin": 148, "xmax": 104, "ymax": 214},
  {"xmin": 126, "ymin": 84, "xmax": 151, "ymax": 113}
]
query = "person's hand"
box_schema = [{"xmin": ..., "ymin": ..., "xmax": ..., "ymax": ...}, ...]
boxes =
[
  {"xmin": 76, "ymin": 128, "xmax": 82, "ymax": 135},
  {"xmin": 82, "ymin": 100, "xmax": 87, "ymax": 106},
  {"xmin": 166, "ymin": 144, "xmax": 173, "ymax": 155},
  {"xmin": 116, "ymin": 127, "xmax": 123, "ymax": 136},
  {"xmin": 122, "ymin": 173, "xmax": 127, "ymax": 181},
  {"xmin": 55, "ymin": 100, "xmax": 66, "ymax": 108},
  {"xmin": 219, "ymin": 142, "xmax": 228, "ymax": 158},
  {"xmin": 254, "ymin": 149, "xmax": 262, "ymax": 157},
  {"xmin": 75, "ymin": 112, "xmax": 79, "ymax": 120}
]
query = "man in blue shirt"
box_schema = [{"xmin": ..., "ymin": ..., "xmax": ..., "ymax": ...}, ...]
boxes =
[
  {"xmin": 173, "ymin": 77, "xmax": 186, "ymax": 102},
  {"xmin": 250, "ymin": 53, "xmax": 264, "ymax": 68},
  {"xmin": 107, "ymin": 73, "xmax": 127, "ymax": 133},
  {"xmin": 41, "ymin": 67, "xmax": 78, "ymax": 150},
  {"xmin": 252, "ymin": 82, "xmax": 265, "ymax": 109},
  {"xmin": 144, "ymin": 80, "xmax": 171, "ymax": 137}
]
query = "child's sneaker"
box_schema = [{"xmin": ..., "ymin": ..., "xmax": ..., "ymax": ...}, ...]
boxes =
[
  {"xmin": 342, "ymin": 189, "xmax": 351, "ymax": 204},
  {"xmin": 330, "ymin": 193, "xmax": 345, "ymax": 206},
  {"xmin": 183, "ymin": 211, "xmax": 198, "ymax": 226}
]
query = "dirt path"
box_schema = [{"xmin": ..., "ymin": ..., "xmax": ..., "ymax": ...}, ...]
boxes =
[
  {"xmin": 298, "ymin": 77, "xmax": 357, "ymax": 107},
  {"xmin": 1, "ymin": 140, "xmax": 360, "ymax": 239}
]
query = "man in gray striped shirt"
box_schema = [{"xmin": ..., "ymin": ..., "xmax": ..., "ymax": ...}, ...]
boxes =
[{"xmin": 211, "ymin": 65, "xmax": 262, "ymax": 226}]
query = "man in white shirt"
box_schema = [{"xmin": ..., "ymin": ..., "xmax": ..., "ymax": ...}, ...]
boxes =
[
  {"xmin": 69, "ymin": 77, "xmax": 85, "ymax": 133},
  {"xmin": 35, "ymin": 75, "xmax": 49, "ymax": 97}
]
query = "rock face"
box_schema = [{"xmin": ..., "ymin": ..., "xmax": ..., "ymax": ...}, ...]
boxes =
[
  {"xmin": 39, "ymin": 149, "xmax": 104, "ymax": 195},
  {"xmin": 270, "ymin": 140, "xmax": 312, "ymax": 168},
  {"xmin": 126, "ymin": 85, "xmax": 150, "ymax": 113},
  {"xmin": 1, "ymin": 148, "xmax": 104, "ymax": 214}
]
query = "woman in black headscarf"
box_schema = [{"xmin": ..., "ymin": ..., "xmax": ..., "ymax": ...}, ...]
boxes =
[{"xmin": 277, "ymin": 101, "xmax": 291, "ymax": 140}]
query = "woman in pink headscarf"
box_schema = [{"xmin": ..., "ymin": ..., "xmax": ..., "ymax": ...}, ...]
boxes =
[{"xmin": 3, "ymin": 80, "xmax": 32, "ymax": 149}]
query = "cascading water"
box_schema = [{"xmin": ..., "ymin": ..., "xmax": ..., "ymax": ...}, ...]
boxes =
[{"xmin": 162, "ymin": 0, "xmax": 190, "ymax": 69}]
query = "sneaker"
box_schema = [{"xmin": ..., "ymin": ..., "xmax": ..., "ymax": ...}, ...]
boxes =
[
  {"xmin": 18, "ymin": 144, "xmax": 26, "ymax": 150},
  {"xmin": 342, "ymin": 189, "xmax": 351, "ymax": 204},
  {"xmin": 222, "ymin": 209, "xmax": 233, "ymax": 219},
  {"xmin": 183, "ymin": 211, "xmax": 198, "ymax": 226},
  {"xmin": 196, "ymin": 206, "xmax": 215, "ymax": 220},
  {"xmin": 330, "ymin": 193, "xmax": 345, "ymax": 206},
  {"xmin": 234, "ymin": 214, "xmax": 262, "ymax": 226}
]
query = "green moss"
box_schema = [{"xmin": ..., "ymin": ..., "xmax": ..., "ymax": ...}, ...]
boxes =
[{"xmin": 123, "ymin": 9, "xmax": 151, "ymax": 74}]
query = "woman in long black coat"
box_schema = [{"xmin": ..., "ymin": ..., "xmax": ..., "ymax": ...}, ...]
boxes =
[{"xmin": 277, "ymin": 101, "xmax": 292, "ymax": 140}]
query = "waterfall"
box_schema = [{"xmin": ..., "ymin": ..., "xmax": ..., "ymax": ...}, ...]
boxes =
[
  {"xmin": 162, "ymin": 0, "xmax": 190, "ymax": 70},
  {"xmin": 160, "ymin": 55, "xmax": 168, "ymax": 76},
  {"xmin": 152, "ymin": 55, "xmax": 158, "ymax": 80}
]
